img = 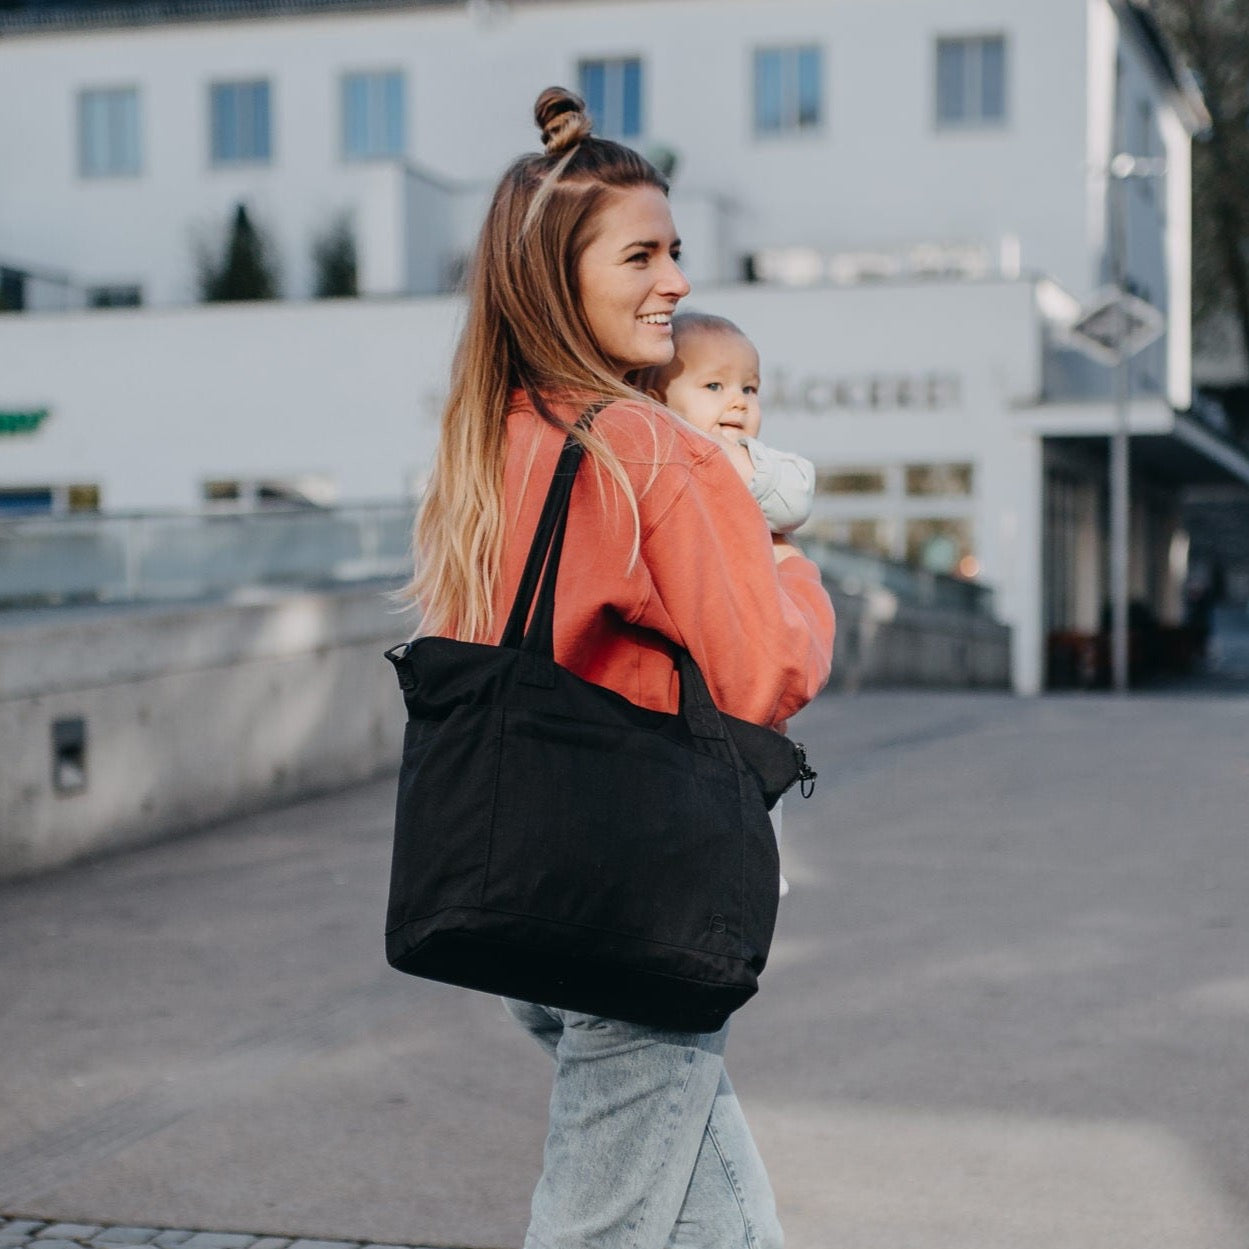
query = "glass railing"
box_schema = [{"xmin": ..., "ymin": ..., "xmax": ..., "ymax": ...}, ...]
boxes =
[
  {"xmin": 0, "ymin": 504, "xmax": 413, "ymax": 607},
  {"xmin": 0, "ymin": 504, "xmax": 996, "ymax": 619},
  {"xmin": 800, "ymin": 538, "xmax": 996, "ymax": 618}
]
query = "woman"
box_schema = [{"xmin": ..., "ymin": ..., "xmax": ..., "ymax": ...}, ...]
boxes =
[{"xmin": 411, "ymin": 87, "xmax": 835, "ymax": 1249}]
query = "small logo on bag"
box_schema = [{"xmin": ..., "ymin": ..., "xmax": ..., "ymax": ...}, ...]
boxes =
[{"xmin": 709, "ymin": 914, "xmax": 727, "ymax": 934}]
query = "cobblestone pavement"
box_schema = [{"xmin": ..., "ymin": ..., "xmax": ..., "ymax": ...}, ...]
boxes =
[{"xmin": 0, "ymin": 1220, "xmax": 441, "ymax": 1249}]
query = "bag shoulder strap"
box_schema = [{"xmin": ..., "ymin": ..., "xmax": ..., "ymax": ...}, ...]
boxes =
[
  {"xmin": 496, "ymin": 400, "xmax": 727, "ymax": 743},
  {"xmin": 498, "ymin": 403, "xmax": 604, "ymax": 654}
]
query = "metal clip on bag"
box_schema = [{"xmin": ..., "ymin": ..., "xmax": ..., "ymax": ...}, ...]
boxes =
[{"xmin": 384, "ymin": 414, "xmax": 816, "ymax": 1032}]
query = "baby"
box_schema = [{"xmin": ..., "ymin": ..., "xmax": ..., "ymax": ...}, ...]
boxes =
[
  {"xmin": 644, "ymin": 312, "xmax": 816, "ymax": 896},
  {"xmin": 647, "ymin": 312, "xmax": 815, "ymax": 536}
]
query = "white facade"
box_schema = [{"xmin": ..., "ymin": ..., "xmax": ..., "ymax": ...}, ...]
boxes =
[
  {"xmin": 0, "ymin": 0, "xmax": 1199, "ymax": 335},
  {"xmin": 2, "ymin": 0, "xmax": 1242, "ymax": 695}
]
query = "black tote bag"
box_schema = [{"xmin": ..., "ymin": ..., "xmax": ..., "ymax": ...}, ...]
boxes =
[{"xmin": 384, "ymin": 418, "xmax": 815, "ymax": 1032}]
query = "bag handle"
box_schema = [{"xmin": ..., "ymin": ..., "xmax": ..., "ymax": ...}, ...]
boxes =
[
  {"xmin": 498, "ymin": 403, "xmax": 726, "ymax": 742},
  {"xmin": 498, "ymin": 405, "xmax": 603, "ymax": 653}
]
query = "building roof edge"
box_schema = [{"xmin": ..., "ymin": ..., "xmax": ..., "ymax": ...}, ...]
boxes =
[{"xmin": 1114, "ymin": 0, "xmax": 1212, "ymax": 135}]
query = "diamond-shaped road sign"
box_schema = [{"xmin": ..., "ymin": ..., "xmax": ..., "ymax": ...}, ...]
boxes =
[{"xmin": 1063, "ymin": 286, "xmax": 1166, "ymax": 366}]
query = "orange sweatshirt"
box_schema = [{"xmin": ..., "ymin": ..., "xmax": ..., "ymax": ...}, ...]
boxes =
[{"xmin": 493, "ymin": 393, "xmax": 835, "ymax": 729}]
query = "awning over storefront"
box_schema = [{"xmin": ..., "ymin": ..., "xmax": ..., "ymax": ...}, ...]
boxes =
[{"xmin": 1017, "ymin": 399, "xmax": 1249, "ymax": 489}]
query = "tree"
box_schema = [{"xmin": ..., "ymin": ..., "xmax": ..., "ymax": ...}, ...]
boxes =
[
  {"xmin": 1151, "ymin": 0, "xmax": 1249, "ymax": 403},
  {"xmin": 311, "ymin": 212, "xmax": 359, "ymax": 298},
  {"xmin": 198, "ymin": 202, "xmax": 280, "ymax": 302}
]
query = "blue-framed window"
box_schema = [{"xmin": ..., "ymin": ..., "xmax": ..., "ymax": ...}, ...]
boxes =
[
  {"xmin": 78, "ymin": 87, "xmax": 141, "ymax": 177},
  {"xmin": 210, "ymin": 79, "xmax": 272, "ymax": 164},
  {"xmin": 342, "ymin": 70, "xmax": 406, "ymax": 160},
  {"xmin": 578, "ymin": 57, "xmax": 643, "ymax": 140},
  {"xmin": 936, "ymin": 36, "xmax": 1007, "ymax": 128},
  {"xmin": 753, "ymin": 46, "xmax": 822, "ymax": 135}
]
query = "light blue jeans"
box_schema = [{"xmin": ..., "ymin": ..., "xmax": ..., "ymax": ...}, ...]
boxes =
[{"xmin": 504, "ymin": 998, "xmax": 783, "ymax": 1249}]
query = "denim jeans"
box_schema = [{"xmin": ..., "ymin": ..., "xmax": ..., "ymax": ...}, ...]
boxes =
[{"xmin": 504, "ymin": 998, "xmax": 783, "ymax": 1249}]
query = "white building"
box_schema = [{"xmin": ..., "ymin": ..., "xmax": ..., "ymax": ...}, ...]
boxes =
[{"xmin": 3, "ymin": 0, "xmax": 1248, "ymax": 693}]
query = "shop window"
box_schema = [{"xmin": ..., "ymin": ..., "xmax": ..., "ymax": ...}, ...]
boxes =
[
  {"xmin": 816, "ymin": 468, "xmax": 887, "ymax": 495},
  {"xmin": 935, "ymin": 35, "xmax": 1007, "ymax": 128},
  {"xmin": 79, "ymin": 86, "xmax": 141, "ymax": 177},
  {"xmin": 905, "ymin": 462, "xmax": 974, "ymax": 496},
  {"xmin": 211, "ymin": 79, "xmax": 272, "ymax": 165},
  {"xmin": 905, "ymin": 517, "xmax": 976, "ymax": 576},
  {"xmin": 88, "ymin": 285, "xmax": 142, "ymax": 308},
  {"xmin": 342, "ymin": 70, "xmax": 405, "ymax": 160},
  {"xmin": 578, "ymin": 57, "xmax": 643, "ymax": 140},
  {"xmin": 754, "ymin": 46, "xmax": 822, "ymax": 136}
]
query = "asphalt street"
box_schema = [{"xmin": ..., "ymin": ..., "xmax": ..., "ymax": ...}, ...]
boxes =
[{"xmin": 2, "ymin": 690, "xmax": 1248, "ymax": 1249}]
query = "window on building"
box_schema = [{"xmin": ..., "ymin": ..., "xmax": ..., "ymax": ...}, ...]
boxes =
[
  {"xmin": 0, "ymin": 488, "xmax": 56, "ymax": 516},
  {"xmin": 78, "ymin": 87, "xmax": 141, "ymax": 177},
  {"xmin": 935, "ymin": 36, "xmax": 1007, "ymax": 128},
  {"xmin": 816, "ymin": 467, "xmax": 887, "ymax": 495},
  {"xmin": 87, "ymin": 285, "xmax": 142, "ymax": 308},
  {"xmin": 342, "ymin": 70, "xmax": 405, "ymax": 160},
  {"xmin": 0, "ymin": 267, "xmax": 25, "ymax": 312},
  {"xmin": 578, "ymin": 57, "xmax": 643, "ymax": 140},
  {"xmin": 0, "ymin": 484, "xmax": 99, "ymax": 515},
  {"xmin": 211, "ymin": 80, "xmax": 272, "ymax": 165},
  {"xmin": 203, "ymin": 476, "xmax": 334, "ymax": 509},
  {"xmin": 754, "ymin": 46, "xmax": 822, "ymax": 136},
  {"xmin": 66, "ymin": 484, "xmax": 101, "ymax": 511},
  {"xmin": 904, "ymin": 463, "xmax": 974, "ymax": 496}
]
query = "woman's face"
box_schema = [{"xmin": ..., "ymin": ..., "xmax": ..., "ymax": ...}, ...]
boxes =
[{"xmin": 576, "ymin": 185, "xmax": 690, "ymax": 378}]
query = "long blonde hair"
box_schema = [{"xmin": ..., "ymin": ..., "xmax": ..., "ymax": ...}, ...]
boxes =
[{"xmin": 408, "ymin": 87, "xmax": 671, "ymax": 641}]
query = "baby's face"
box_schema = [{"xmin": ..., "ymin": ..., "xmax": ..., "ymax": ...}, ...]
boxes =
[{"xmin": 662, "ymin": 330, "xmax": 762, "ymax": 444}]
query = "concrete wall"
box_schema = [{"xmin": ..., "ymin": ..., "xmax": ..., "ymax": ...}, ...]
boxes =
[
  {"xmin": 0, "ymin": 586, "xmax": 409, "ymax": 880},
  {"xmin": 0, "ymin": 579, "xmax": 1010, "ymax": 880}
]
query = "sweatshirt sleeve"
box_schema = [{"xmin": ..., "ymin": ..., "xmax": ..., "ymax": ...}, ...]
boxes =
[
  {"xmin": 632, "ymin": 440, "xmax": 835, "ymax": 727},
  {"xmin": 741, "ymin": 437, "xmax": 816, "ymax": 535}
]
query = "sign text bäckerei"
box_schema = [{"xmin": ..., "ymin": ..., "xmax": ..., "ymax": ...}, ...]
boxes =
[{"xmin": 767, "ymin": 371, "xmax": 961, "ymax": 413}]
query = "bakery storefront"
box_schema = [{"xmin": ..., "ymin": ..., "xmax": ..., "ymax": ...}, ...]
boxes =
[{"xmin": 707, "ymin": 277, "xmax": 1249, "ymax": 694}]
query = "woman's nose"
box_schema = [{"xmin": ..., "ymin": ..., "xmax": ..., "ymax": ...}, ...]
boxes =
[{"xmin": 657, "ymin": 256, "xmax": 690, "ymax": 299}]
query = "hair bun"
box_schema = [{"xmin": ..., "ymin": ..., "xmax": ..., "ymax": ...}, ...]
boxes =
[{"xmin": 535, "ymin": 86, "xmax": 593, "ymax": 155}]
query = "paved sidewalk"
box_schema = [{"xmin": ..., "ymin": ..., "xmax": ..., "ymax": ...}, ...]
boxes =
[
  {"xmin": 0, "ymin": 1219, "xmax": 435, "ymax": 1249},
  {"xmin": 3, "ymin": 691, "xmax": 1249, "ymax": 1249}
]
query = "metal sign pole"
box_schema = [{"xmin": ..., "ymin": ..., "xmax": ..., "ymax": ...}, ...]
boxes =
[
  {"xmin": 1066, "ymin": 147, "xmax": 1165, "ymax": 694},
  {"xmin": 1110, "ymin": 316, "xmax": 1130, "ymax": 692},
  {"xmin": 1109, "ymin": 162, "xmax": 1130, "ymax": 694}
]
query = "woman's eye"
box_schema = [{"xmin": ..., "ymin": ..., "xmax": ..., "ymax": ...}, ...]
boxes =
[
  {"xmin": 628, "ymin": 252, "xmax": 649, "ymax": 265},
  {"xmin": 671, "ymin": 248, "xmax": 682, "ymax": 263}
]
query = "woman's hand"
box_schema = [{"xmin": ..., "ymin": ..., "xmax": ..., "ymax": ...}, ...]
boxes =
[
  {"xmin": 715, "ymin": 433, "xmax": 756, "ymax": 487},
  {"xmin": 772, "ymin": 533, "xmax": 800, "ymax": 563}
]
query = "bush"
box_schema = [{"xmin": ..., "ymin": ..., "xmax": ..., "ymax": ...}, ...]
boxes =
[
  {"xmin": 312, "ymin": 213, "xmax": 359, "ymax": 298},
  {"xmin": 198, "ymin": 203, "xmax": 280, "ymax": 302}
]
